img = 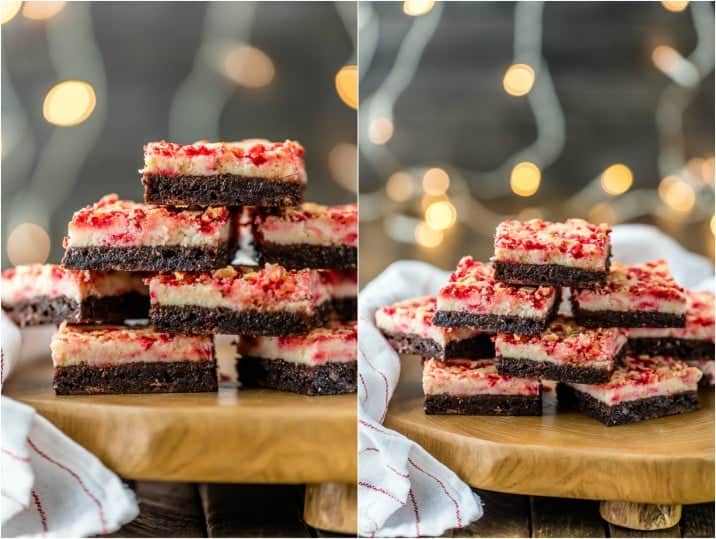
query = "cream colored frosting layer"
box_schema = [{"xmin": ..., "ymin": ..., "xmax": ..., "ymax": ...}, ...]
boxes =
[
  {"xmin": 142, "ymin": 139, "xmax": 306, "ymax": 182},
  {"xmin": 238, "ymin": 322, "xmax": 356, "ymax": 366},
  {"xmin": 423, "ymin": 358, "xmax": 540, "ymax": 396},
  {"xmin": 258, "ymin": 203, "xmax": 357, "ymax": 247},
  {"xmin": 51, "ymin": 322, "xmax": 213, "ymax": 367},
  {"xmin": 2, "ymin": 264, "xmax": 147, "ymax": 304}
]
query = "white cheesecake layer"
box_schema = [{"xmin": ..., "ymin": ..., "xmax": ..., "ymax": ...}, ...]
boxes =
[{"xmin": 423, "ymin": 359, "xmax": 540, "ymax": 396}]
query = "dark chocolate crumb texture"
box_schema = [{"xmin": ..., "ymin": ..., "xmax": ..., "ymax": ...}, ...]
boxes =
[
  {"xmin": 54, "ymin": 361, "xmax": 218, "ymax": 395},
  {"xmin": 424, "ymin": 393, "xmax": 542, "ymax": 416},
  {"xmin": 238, "ymin": 357, "xmax": 357, "ymax": 396}
]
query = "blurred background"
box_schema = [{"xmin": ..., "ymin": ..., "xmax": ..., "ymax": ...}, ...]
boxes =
[
  {"xmin": 359, "ymin": 0, "xmax": 715, "ymax": 286},
  {"xmin": 1, "ymin": 1, "xmax": 357, "ymax": 269}
]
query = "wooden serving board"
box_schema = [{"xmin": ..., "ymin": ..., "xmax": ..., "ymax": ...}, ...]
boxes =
[
  {"xmin": 4, "ymin": 333, "xmax": 356, "ymax": 485},
  {"xmin": 385, "ymin": 356, "xmax": 714, "ymax": 505}
]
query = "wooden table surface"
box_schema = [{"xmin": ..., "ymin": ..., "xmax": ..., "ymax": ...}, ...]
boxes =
[{"xmin": 109, "ymin": 482, "xmax": 713, "ymax": 538}]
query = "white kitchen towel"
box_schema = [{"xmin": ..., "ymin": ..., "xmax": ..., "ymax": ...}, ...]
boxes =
[
  {"xmin": 357, "ymin": 225, "xmax": 714, "ymax": 537},
  {"xmin": 1, "ymin": 313, "xmax": 139, "ymax": 538}
]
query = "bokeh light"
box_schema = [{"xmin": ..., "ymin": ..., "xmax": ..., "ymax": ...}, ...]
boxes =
[
  {"xmin": 386, "ymin": 172, "xmax": 416, "ymax": 202},
  {"xmin": 661, "ymin": 1, "xmax": 689, "ymax": 12},
  {"xmin": 403, "ymin": 0, "xmax": 435, "ymax": 17},
  {"xmin": 589, "ymin": 202, "xmax": 618, "ymax": 225},
  {"xmin": 224, "ymin": 46, "xmax": 275, "ymax": 88},
  {"xmin": 711, "ymin": 215, "xmax": 716, "ymax": 236},
  {"xmin": 328, "ymin": 143, "xmax": 357, "ymax": 193},
  {"xmin": 702, "ymin": 156, "xmax": 714, "ymax": 185},
  {"xmin": 517, "ymin": 207, "xmax": 543, "ymax": 220},
  {"xmin": 369, "ymin": 117, "xmax": 394, "ymax": 145},
  {"xmin": 335, "ymin": 65, "xmax": 358, "ymax": 109},
  {"xmin": 601, "ymin": 163, "xmax": 633, "ymax": 195},
  {"xmin": 503, "ymin": 64, "xmax": 535, "ymax": 96},
  {"xmin": 510, "ymin": 162, "xmax": 541, "ymax": 197},
  {"xmin": 7, "ymin": 223, "xmax": 51, "ymax": 266},
  {"xmin": 43, "ymin": 81, "xmax": 97, "ymax": 127},
  {"xmin": 415, "ymin": 222, "xmax": 443, "ymax": 247},
  {"xmin": 425, "ymin": 200, "xmax": 457, "ymax": 230},
  {"xmin": 1, "ymin": 1, "xmax": 22, "ymax": 23},
  {"xmin": 22, "ymin": 1, "xmax": 66, "ymax": 20},
  {"xmin": 659, "ymin": 176, "xmax": 695, "ymax": 213},
  {"xmin": 422, "ymin": 168, "xmax": 450, "ymax": 195}
]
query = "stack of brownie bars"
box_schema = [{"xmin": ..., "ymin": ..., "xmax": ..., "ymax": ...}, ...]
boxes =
[
  {"xmin": 376, "ymin": 218, "xmax": 714, "ymax": 426},
  {"xmin": 1, "ymin": 140, "xmax": 358, "ymax": 396}
]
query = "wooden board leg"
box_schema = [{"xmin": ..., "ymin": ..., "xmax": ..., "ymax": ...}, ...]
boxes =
[
  {"xmin": 304, "ymin": 483, "xmax": 357, "ymax": 534},
  {"xmin": 600, "ymin": 500, "xmax": 682, "ymax": 531}
]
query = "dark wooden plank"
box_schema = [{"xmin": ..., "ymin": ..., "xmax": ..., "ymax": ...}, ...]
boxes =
[
  {"xmin": 531, "ymin": 496, "xmax": 606, "ymax": 538},
  {"xmin": 443, "ymin": 489, "xmax": 530, "ymax": 537},
  {"xmin": 607, "ymin": 524, "xmax": 680, "ymax": 538},
  {"xmin": 105, "ymin": 481, "xmax": 206, "ymax": 538},
  {"xmin": 199, "ymin": 483, "xmax": 312, "ymax": 538},
  {"xmin": 680, "ymin": 503, "xmax": 715, "ymax": 538}
]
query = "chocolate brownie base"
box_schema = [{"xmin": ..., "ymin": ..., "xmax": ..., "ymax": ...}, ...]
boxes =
[
  {"xmin": 495, "ymin": 351, "xmax": 623, "ymax": 384},
  {"xmin": 151, "ymin": 303, "xmax": 330, "ymax": 336},
  {"xmin": 571, "ymin": 300, "xmax": 687, "ymax": 329},
  {"xmin": 628, "ymin": 337, "xmax": 715, "ymax": 360},
  {"xmin": 256, "ymin": 242, "xmax": 357, "ymax": 270},
  {"xmin": 142, "ymin": 173, "xmax": 304, "ymax": 208},
  {"xmin": 2, "ymin": 292, "xmax": 149, "ymax": 327},
  {"xmin": 433, "ymin": 290, "xmax": 561, "ymax": 336},
  {"xmin": 332, "ymin": 297, "xmax": 357, "ymax": 322},
  {"xmin": 494, "ymin": 260, "xmax": 608, "ymax": 288},
  {"xmin": 424, "ymin": 393, "xmax": 542, "ymax": 416},
  {"xmin": 382, "ymin": 331, "xmax": 495, "ymax": 360},
  {"xmin": 238, "ymin": 357, "xmax": 357, "ymax": 396},
  {"xmin": 80, "ymin": 292, "xmax": 150, "ymax": 322},
  {"xmin": 62, "ymin": 244, "xmax": 234, "ymax": 272},
  {"xmin": 556, "ymin": 383, "xmax": 699, "ymax": 426},
  {"xmin": 53, "ymin": 361, "xmax": 218, "ymax": 395}
]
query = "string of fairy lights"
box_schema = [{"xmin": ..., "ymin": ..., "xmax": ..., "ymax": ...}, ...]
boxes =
[
  {"xmin": 1, "ymin": 1, "xmax": 358, "ymax": 267},
  {"xmin": 358, "ymin": 0, "xmax": 715, "ymax": 250}
]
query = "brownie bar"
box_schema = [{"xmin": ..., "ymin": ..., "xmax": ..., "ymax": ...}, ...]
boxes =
[
  {"xmin": 3, "ymin": 292, "xmax": 149, "ymax": 327},
  {"xmin": 256, "ymin": 242, "xmax": 356, "ymax": 270},
  {"xmin": 332, "ymin": 297, "xmax": 357, "ymax": 322},
  {"xmin": 53, "ymin": 361, "xmax": 218, "ymax": 395},
  {"xmin": 62, "ymin": 244, "xmax": 235, "ymax": 272},
  {"xmin": 571, "ymin": 299, "xmax": 687, "ymax": 329},
  {"xmin": 424, "ymin": 393, "xmax": 542, "ymax": 416},
  {"xmin": 434, "ymin": 290, "xmax": 561, "ymax": 336},
  {"xmin": 495, "ymin": 347, "xmax": 625, "ymax": 384},
  {"xmin": 493, "ymin": 260, "xmax": 608, "ymax": 288},
  {"xmin": 382, "ymin": 331, "xmax": 495, "ymax": 360},
  {"xmin": 143, "ymin": 174, "xmax": 304, "ymax": 208},
  {"xmin": 238, "ymin": 357, "xmax": 356, "ymax": 396},
  {"xmin": 151, "ymin": 304, "xmax": 330, "ymax": 336},
  {"xmin": 556, "ymin": 383, "xmax": 699, "ymax": 426},
  {"xmin": 628, "ymin": 337, "xmax": 715, "ymax": 360}
]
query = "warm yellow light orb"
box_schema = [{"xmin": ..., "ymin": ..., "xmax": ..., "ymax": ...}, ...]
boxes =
[
  {"xmin": 7, "ymin": 223, "xmax": 51, "ymax": 265},
  {"xmin": 661, "ymin": 1, "xmax": 689, "ymax": 12},
  {"xmin": 425, "ymin": 200, "xmax": 457, "ymax": 230},
  {"xmin": 43, "ymin": 81, "xmax": 96, "ymax": 127},
  {"xmin": 386, "ymin": 172, "xmax": 415, "ymax": 202},
  {"xmin": 510, "ymin": 162, "xmax": 541, "ymax": 197},
  {"xmin": 369, "ymin": 117, "xmax": 394, "ymax": 145},
  {"xmin": 601, "ymin": 164, "xmax": 633, "ymax": 195},
  {"xmin": 1, "ymin": 1, "xmax": 22, "ymax": 24},
  {"xmin": 589, "ymin": 202, "xmax": 618, "ymax": 225},
  {"xmin": 503, "ymin": 64, "xmax": 536, "ymax": 96},
  {"xmin": 659, "ymin": 176, "xmax": 695, "ymax": 213},
  {"xmin": 328, "ymin": 143, "xmax": 357, "ymax": 193},
  {"xmin": 415, "ymin": 222, "xmax": 443, "ymax": 247},
  {"xmin": 224, "ymin": 46, "xmax": 275, "ymax": 88},
  {"xmin": 22, "ymin": 1, "xmax": 66, "ymax": 20},
  {"xmin": 403, "ymin": 0, "xmax": 435, "ymax": 16},
  {"xmin": 335, "ymin": 65, "xmax": 358, "ymax": 109},
  {"xmin": 422, "ymin": 168, "xmax": 450, "ymax": 195}
]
